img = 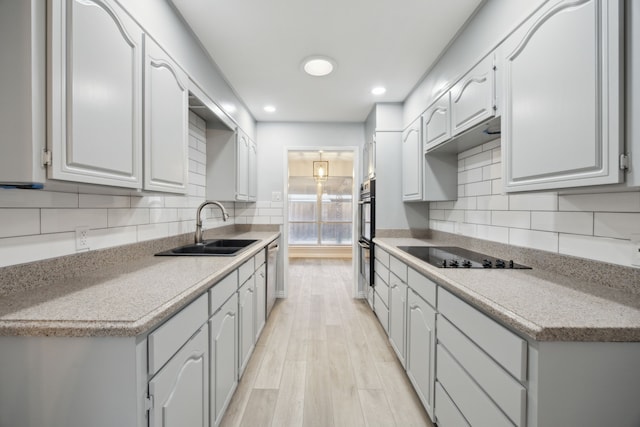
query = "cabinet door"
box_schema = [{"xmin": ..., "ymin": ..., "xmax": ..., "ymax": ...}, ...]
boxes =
[
  {"xmin": 255, "ymin": 264, "xmax": 266, "ymax": 340},
  {"xmin": 235, "ymin": 130, "xmax": 249, "ymax": 201},
  {"xmin": 402, "ymin": 118, "xmax": 422, "ymax": 201},
  {"xmin": 210, "ymin": 294, "xmax": 238, "ymax": 427},
  {"xmin": 423, "ymin": 93, "xmax": 451, "ymax": 151},
  {"xmin": 388, "ymin": 273, "xmax": 407, "ymax": 366},
  {"xmin": 49, "ymin": 0, "xmax": 143, "ymax": 188},
  {"xmin": 238, "ymin": 277, "xmax": 255, "ymax": 377},
  {"xmin": 144, "ymin": 37, "xmax": 189, "ymax": 193},
  {"xmin": 450, "ymin": 54, "xmax": 496, "ymax": 136},
  {"xmin": 503, "ymin": 0, "xmax": 623, "ymax": 192},
  {"xmin": 406, "ymin": 289, "xmax": 436, "ymax": 420},
  {"xmin": 149, "ymin": 324, "xmax": 209, "ymax": 427},
  {"xmin": 248, "ymin": 139, "xmax": 258, "ymax": 202}
]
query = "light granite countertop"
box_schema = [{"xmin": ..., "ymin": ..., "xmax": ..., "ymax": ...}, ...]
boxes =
[
  {"xmin": 0, "ymin": 231, "xmax": 279, "ymax": 337},
  {"xmin": 375, "ymin": 237, "xmax": 640, "ymax": 342}
]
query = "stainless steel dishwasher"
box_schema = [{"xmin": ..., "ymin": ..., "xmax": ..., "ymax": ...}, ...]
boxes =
[{"xmin": 266, "ymin": 238, "xmax": 279, "ymax": 317}]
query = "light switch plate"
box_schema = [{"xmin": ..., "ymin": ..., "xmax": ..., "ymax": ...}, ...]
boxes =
[
  {"xmin": 272, "ymin": 191, "xmax": 282, "ymax": 202},
  {"xmin": 631, "ymin": 234, "xmax": 640, "ymax": 267}
]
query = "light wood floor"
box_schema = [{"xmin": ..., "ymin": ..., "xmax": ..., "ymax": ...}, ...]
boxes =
[{"xmin": 220, "ymin": 258, "xmax": 434, "ymax": 427}]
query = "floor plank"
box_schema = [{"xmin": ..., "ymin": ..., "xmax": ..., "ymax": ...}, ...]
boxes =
[{"xmin": 221, "ymin": 258, "xmax": 432, "ymax": 427}]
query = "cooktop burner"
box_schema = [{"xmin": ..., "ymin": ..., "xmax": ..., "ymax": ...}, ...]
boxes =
[{"xmin": 398, "ymin": 246, "xmax": 531, "ymax": 269}]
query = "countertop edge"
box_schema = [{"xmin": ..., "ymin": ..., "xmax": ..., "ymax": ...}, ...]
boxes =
[
  {"xmin": 374, "ymin": 238, "xmax": 640, "ymax": 342},
  {"xmin": 0, "ymin": 232, "xmax": 280, "ymax": 338}
]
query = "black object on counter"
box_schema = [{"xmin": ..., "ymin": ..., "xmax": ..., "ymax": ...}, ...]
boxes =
[{"xmin": 398, "ymin": 246, "xmax": 531, "ymax": 269}]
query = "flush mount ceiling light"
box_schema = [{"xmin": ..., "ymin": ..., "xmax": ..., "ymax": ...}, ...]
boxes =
[
  {"xmin": 302, "ymin": 56, "xmax": 336, "ymax": 77},
  {"xmin": 264, "ymin": 105, "xmax": 276, "ymax": 113},
  {"xmin": 371, "ymin": 86, "xmax": 387, "ymax": 95}
]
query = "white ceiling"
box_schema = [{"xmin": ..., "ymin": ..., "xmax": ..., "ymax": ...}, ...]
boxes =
[{"xmin": 170, "ymin": 0, "xmax": 483, "ymax": 123}]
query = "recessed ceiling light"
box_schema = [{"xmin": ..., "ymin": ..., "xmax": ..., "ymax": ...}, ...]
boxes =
[
  {"xmin": 371, "ymin": 86, "xmax": 387, "ymax": 95},
  {"xmin": 302, "ymin": 56, "xmax": 336, "ymax": 77},
  {"xmin": 264, "ymin": 105, "xmax": 276, "ymax": 113}
]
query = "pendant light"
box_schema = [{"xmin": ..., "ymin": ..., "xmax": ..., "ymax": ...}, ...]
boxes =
[{"xmin": 313, "ymin": 152, "xmax": 329, "ymax": 182}]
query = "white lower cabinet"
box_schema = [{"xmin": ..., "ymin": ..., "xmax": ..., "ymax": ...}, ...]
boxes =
[
  {"xmin": 406, "ymin": 287, "xmax": 436, "ymax": 420},
  {"xmin": 209, "ymin": 293, "xmax": 238, "ymax": 427},
  {"xmin": 255, "ymin": 262, "xmax": 266, "ymax": 340},
  {"xmin": 388, "ymin": 258, "xmax": 407, "ymax": 367},
  {"xmin": 238, "ymin": 273, "xmax": 256, "ymax": 377},
  {"xmin": 148, "ymin": 324, "xmax": 209, "ymax": 427}
]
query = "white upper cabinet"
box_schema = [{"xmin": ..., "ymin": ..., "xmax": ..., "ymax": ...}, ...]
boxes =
[
  {"xmin": 502, "ymin": 0, "xmax": 624, "ymax": 192},
  {"xmin": 248, "ymin": 139, "xmax": 258, "ymax": 202},
  {"xmin": 49, "ymin": 0, "xmax": 143, "ymax": 188},
  {"xmin": 143, "ymin": 37, "xmax": 189, "ymax": 194},
  {"xmin": 236, "ymin": 130, "xmax": 250, "ymax": 201},
  {"xmin": 450, "ymin": 54, "xmax": 496, "ymax": 136},
  {"xmin": 402, "ymin": 117, "xmax": 423, "ymax": 201},
  {"xmin": 423, "ymin": 93, "xmax": 451, "ymax": 152}
]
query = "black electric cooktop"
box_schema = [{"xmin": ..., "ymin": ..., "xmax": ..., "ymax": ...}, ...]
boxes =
[{"xmin": 398, "ymin": 246, "xmax": 531, "ymax": 269}]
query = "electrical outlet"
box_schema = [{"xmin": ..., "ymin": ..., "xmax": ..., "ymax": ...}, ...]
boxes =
[
  {"xmin": 631, "ymin": 234, "xmax": 640, "ymax": 267},
  {"xmin": 272, "ymin": 191, "xmax": 282, "ymax": 202},
  {"xmin": 75, "ymin": 227, "xmax": 90, "ymax": 251}
]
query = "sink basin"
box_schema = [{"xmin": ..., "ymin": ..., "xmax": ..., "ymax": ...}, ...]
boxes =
[{"xmin": 155, "ymin": 239, "xmax": 258, "ymax": 257}]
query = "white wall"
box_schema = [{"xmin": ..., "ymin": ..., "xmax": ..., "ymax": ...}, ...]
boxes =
[
  {"xmin": 256, "ymin": 122, "xmax": 365, "ymax": 201},
  {"xmin": 430, "ymin": 140, "xmax": 640, "ymax": 268}
]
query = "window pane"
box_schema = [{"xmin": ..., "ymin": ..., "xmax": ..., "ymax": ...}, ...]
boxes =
[
  {"xmin": 289, "ymin": 201, "xmax": 316, "ymax": 221},
  {"xmin": 289, "ymin": 222, "xmax": 318, "ymax": 245},
  {"xmin": 322, "ymin": 202, "xmax": 352, "ymax": 222},
  {"xmin": 320, "ymin": 223, "xmax": 352, "ymax": 245}
]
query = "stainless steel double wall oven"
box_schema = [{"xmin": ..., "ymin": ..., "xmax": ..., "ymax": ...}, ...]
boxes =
[{"xmin": 358, "ymin": 178, "xmax": 375, "ymax": 305}]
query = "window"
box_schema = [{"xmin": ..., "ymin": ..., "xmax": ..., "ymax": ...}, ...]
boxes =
[{"xmin": 288, "ymin": 176, "xmax": 352, "ymax": 245}]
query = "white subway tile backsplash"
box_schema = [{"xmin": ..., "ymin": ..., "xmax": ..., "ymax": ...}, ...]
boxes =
[
  {"xmin": 0, "ymin": 190, "xmax": 78, "ymax": 208},
  {"xmin": 492, "ymin": 146, "xmax": 501, "ymax": 163},
  {"xmin": 270, "ymin": 216, "xmax": 284, "ymax": 225},
  {"xmin": 465, "ymin": 181, "xmax": 492, "ymax": 197},
  {"xmin": 491, "ymin": 178, "xmax": 503, "ymax": 195},
  {"xmin": 476, "ymin": 224, "xmax": 509, "ymax": 243},
  {"xmin": 465, "ymin": 210, "xmax": 491, "ymax": 225},
  {"xmin": 271, "ymin": 201, "xmax": 284, "ymax": 208},
  {"xmin": 429, "ymin": 220, "xmax": 456, "ymax": 233},
  {"xmin": 464, "ymin": 150, "xmax": 492, "ymax": 170},
  {"xmin": 509, "ymin": 228, "xmax": 558, "ymax": 252},
  {"xmin": 188, "ymin": 172, "xmax": 206, "ymax": 187},
  {"xmin": 0, "ymin": 232, "xmax": 76, "ymax": 268},
  {"xmin": 594, "ymin": 213, "xmax": 640, "ymax": 239},
  {"xmin": 108, "ymin": 208, "xmax": 150, "ymax": 227},
  {"xmin": 256, "ymin": 201, "xmax": 271, "ymax": 209},
  {"xmin": 150, "ymin": 208, "xmax": 178, "ymax": 223},
  {"xmin": 91, "ymin": 226, "xmax": 138, "ymax": 250},
  {"xmin": 458, "ymin": 168, "xmax": 483, "ymax": 184},
  {"xmin": 492, "ymin": 211, "xmax": 530, "ymax": 229},
  {"xmin": 259, "ymin": 208, "xmax": 283, "ymax": 216},
  {"xmin": 0, "ymin": 209, "xmax": 40, "ymax": 238},
  {"xmin": 248, "ymin": 216, "xmax": 271, "ymax": 225},
  {"xmin": 456, "ymin": 222, "xmax": 477, "ymax": 237},
  {"xmin": 445, "ymin": 210, "xmax": 465, "ymax": 222},
  {"xmin": 41, "ymin": 209, "xmax": 108, "ymax": 233},
  {"xmin": 453, "ymin": 197, "xmax": 477, "ymax": 210},
  {"xmin": 458, "ymin": 185, "xmax": 465, "ymax": 198},
  {"xmin": 131, "ymin": 195, "xmax": 164, "ymax": 208},
  {"xmin": 429, "ymin": 209, "xmax": 445, "ymax": 221},
  {"xmin": 559, "ymin": 234, "xmax": 632, "ymax": 266},
  {"xmin": 79, "ymin": 194, "xmax": 130, "ymax": 208},
  {"xmin": 138, "ymin": 223, "xmax": 170, "ymax": 242},
  {"xmin": 477, "ymin": 195, "xmax": 509, "ymax": 210},
  {"xmin": 482, "ymin": 139, "xmax": 501, "ymax": 151},
  {"xmin": 509, "ymin": 193, "xmax": 558, "ymax": 211},
  {"xmin": 482, "ymin": 163, "xmax": 501, "ymax": 181},
  {"xmin": 188, "ymin": 147, "xmax": 206, "ymax": 165},
  {"xmin": 531, "ymin": 211, "xmax": 593, "ymax": 235},
  {"xmin": 559, "ymin": 192, "xmax": 640, "ymax": 213}
]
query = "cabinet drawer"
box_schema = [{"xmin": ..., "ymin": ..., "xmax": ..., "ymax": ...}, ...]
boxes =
[
  {"xmin": 438, "ymin": 287, "xmax": 527, "ymax": 381},
  {"xmin": 435, "ymin": 381, "xmax": 470, "ymax": 427},
  {"xmin": 374, "ymin": 259, "xmax": 389, "ymax": 286},
  {"xmin": 148, "ymin": 292, "xmax": 208, "ymax": 375},
  {"xmin": 239, "ymin": 257, "xmax": 254, "ymax": 285},
  {"xmin": 254, "ymin": 247, "xmax": 265, "ymax": 267},
  {"xmin": 439, "ymin": 316, "xmax": 526, "ymax": 426},
  {"xmin": 209, "ymin": 271, "xmax": 238, "ymax": 315},
  {"xmin": 437, "ymin": 344, "xmax": 513, "ymax": 427},
  {"xmin": 389, "ymin": 256, "xmax": 407, "ymax": 282},
  {"xmin": 408, "ymin": 267, "xmax": 436, "ymax": 307},
  {"xmin": 374, "ymin": 272, "xmax": 389, "ymax": 308},
  {"xmin": 374, "ymin": 293, "xmax": 389, "ymax": 334},
  {"xmin": 375, "ymin": 247, "xmax": 390, "ymax": 267}
]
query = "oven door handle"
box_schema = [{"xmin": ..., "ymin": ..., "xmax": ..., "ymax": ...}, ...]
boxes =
[{"xmin": 357, "ymin": 240, "xmax": 370, "ymax": 249}]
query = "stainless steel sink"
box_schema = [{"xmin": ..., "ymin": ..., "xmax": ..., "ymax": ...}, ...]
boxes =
[{"xmin": 155, "ymin": 239, "xmax": 258, "ymax": 257}]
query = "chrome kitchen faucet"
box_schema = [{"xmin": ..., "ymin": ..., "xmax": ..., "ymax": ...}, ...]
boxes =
[{"xmin": 195, "ymin": 201, "xmax": 230, "ymax": 244}]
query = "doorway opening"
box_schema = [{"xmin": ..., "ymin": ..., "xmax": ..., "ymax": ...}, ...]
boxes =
[{"xmin": 287, "ymin": 151, "xmax": 353, "ymax": 258}]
